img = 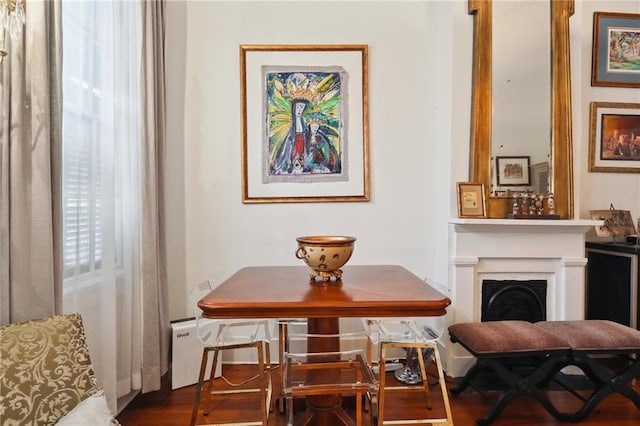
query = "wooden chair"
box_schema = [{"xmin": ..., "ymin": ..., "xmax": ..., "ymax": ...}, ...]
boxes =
[{"xmin": 189, "ymin": 280, "xmax": 272, "ymax": 426}]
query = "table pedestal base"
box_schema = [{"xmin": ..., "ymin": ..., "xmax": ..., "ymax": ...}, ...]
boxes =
[
  {"xmin": 297, "ymin": 403, "xmax": 355, "ymax": 426},
  {"xmin": 298, "ymin": 318, "xmax": 353, "ymax": 426}
]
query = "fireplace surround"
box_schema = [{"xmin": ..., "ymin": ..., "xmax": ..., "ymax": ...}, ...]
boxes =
[{"xmin": 445, "ymin": 218, "xmax": 601, "ymax": 377}]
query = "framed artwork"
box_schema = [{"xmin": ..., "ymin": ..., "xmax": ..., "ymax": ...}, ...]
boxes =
[
  {"xmin": 588, "ymin": 102, "xmax": 640, "ymax": 173},
  {"xmin": 457, "ymin": 182, "xmax": 486, "ymax": 218},
  {"xmin": 591, "ymin": 12, "xmax": 640, "ymax": 88},
  {"xmin": 495, "ymin": 156, "xmax": 531, "ymax": 186},
  {"xmin": 240, "ymin": 44, "xmax": 370, "ymax": 203},
  {"xmin": 590, "ymin": 209, "xmax": 637, "ymax": 237}
]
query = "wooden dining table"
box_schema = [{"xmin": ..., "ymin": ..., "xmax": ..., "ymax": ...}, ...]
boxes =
[{"xmin": 198, "ymin": 265, "xmax": 451, "ymax": 426}]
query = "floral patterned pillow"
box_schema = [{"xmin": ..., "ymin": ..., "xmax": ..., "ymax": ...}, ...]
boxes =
[{"xmin": 0, "ymin": 313, "xmax": 100, "ymax": 425}]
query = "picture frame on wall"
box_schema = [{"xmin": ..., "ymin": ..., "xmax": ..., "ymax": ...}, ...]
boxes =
[
  {"xmin": 457, "ymin": 182, "xmax": 486, "ymax": 218},
  {"xmin": 239, "ymin": 44, "xmax": 370, "ymax": 203},
  {"xmin": 495, "ymin": 156, "xmax": 531, "ymax": 186},
  {"xmin": 591, "ymin": 12, "xmax": 640, "ymax": 88},
  {"xmin": 588, "ymin": 101, "xmax": 640, "ymax": 173}
]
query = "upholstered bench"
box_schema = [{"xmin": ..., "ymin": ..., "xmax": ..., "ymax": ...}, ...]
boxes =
[
  {"xmin": 536, "ymin": 320, "xmax": 640, "ymax": 420},
  {"xmin": 448, "ymin": 321, "xmax": 573, "ymax": 425},
  {"xmin": 448, "ymin": 320, "xmax": 640, "ymax": 425}
]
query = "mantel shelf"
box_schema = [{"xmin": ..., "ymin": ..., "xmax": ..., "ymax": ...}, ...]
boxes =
[{"xmin": 448, "ymin": 218, "xmax": 603, "ymax": 234}]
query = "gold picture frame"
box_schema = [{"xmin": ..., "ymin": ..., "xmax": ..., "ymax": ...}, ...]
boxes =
[
  {"xmin": 457, "ymin": 182, "xmax": 486, "ymax": 218},
  {"xmin": 588, "ymin": 102, "xmax": 640, "ymax": 173},
  {"xmin": 240, "ymin": 44, "xmax": 370, "ymax": 203}
]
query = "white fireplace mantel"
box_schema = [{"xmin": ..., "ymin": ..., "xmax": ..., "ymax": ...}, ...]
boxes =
[
  {"xmin": 445, "ymin": 218, "xmax": 602, "ymax": 376},
  {"xmin": 449, "ymin": 217, "xmax": 601, "ymax": 228},
  {"xmin": 449, "ymin": 218, "xmax": 600, "ymax": 233},
  {"xmin": 449, "ymin": 218, "xmax": 601, "ymax": 259}
]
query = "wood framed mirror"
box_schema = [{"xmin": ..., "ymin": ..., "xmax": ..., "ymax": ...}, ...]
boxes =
[{"xmin": 468, "ymin": 0, "xmax": 574, "ymax": 218}]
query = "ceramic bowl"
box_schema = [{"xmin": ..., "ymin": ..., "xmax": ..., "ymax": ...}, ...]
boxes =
[{"xmin": 295, "ymin": 236, "xmax": 356, "ymax": 281}]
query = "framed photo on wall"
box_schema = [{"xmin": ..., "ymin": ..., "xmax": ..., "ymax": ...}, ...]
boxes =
[
  {"xmin": 591, "ymin": 12, "xmax": 640, "ymax": 88},
  {"xmin": 589, "ymin": 102, "xmax": 640, "ymax": 173},
  {"xmin": 457, "ymin": 182, "xmax": 486, "ymax": 218},
  {"xmin": 240, "ymin": 44, "xmax": 370, "ymax": 203},
  {"xmin": 495, "ymin": 156, "xmax": 531, "ymax": 186}
]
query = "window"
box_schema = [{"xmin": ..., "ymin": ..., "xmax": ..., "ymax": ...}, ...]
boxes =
[
  {"xmin": 61, "ymin": 0, "xmax": 143, "ymax": 407},
  {"xmin": 61, "ymin": 1, "xmax": 140, "ymax": 283},
  {"xmin": 62, "ymin": 2, "xmax": 102, "ymax": 278}
]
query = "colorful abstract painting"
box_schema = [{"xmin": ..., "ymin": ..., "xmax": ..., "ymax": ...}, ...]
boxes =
[{"xmin": 263, "ymin": 68, "xmax": 346, "ymax": 182}]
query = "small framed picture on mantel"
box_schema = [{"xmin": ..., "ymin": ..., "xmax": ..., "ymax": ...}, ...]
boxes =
[{"xmin": 456, "ymin": 182, "xmax": 486, "ymax": 218}]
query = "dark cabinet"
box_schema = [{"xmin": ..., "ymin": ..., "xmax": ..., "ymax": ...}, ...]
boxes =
[{"xmin": 585, "ymin": 242, "xmax": 640, "ymax": 329}]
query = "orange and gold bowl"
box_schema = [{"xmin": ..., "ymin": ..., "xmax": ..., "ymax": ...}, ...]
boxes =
[{"xmin": 295, "ymin": 236, "xmax": 356, "ymax": 281}]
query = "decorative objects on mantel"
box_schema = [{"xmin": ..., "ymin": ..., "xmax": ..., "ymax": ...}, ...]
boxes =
[
  {"xmin": 507, "ymin": 192, "xmax": 559, "ymax": 219},
  {"xmin": 295, "ymin": 235, "xmax": 356, "ymax": 282}
]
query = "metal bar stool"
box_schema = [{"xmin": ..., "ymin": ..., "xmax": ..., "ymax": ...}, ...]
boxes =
[
  {"xmin": 282, "ymin": 342, "xmax": 377, "ymax": 426},
  {"xmin": 362, "ymin": 318, "xmax": 454, "ymax": 425},
  {"xmin": 275, "ymin": 318, "xmax": 309, "ymax": 413},
  {"xmin": 189, "ymin": 280, "xmax": 273, "ymax": 426}
]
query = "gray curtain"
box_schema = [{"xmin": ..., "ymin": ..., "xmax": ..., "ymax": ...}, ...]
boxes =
[
  {"xmin": 140, "ymin": 0, "xmax": 170, "ymax": 393},
  {"xmin": 0, "ymin": 0, "xmax": 62, "ymax": 325}
]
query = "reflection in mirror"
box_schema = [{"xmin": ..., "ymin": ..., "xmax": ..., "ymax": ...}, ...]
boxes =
[
  {"xmin": 468, "ymin": 0, "xmax": 574, "ymax": 218},
  {"xmin": 492, "ymin": 1, "xmax": 550, "ymax": 195}
]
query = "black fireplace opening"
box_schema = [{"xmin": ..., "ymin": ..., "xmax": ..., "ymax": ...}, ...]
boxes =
[
  {"xmin": 481, "ymin": 279, "xmax": 547, "ymax": 323},
  {"xmin": 477, "ymin": 279, "xmax": 549, "ymax": 376}
]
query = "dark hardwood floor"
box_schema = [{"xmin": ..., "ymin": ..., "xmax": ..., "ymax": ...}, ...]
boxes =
[{"xmin": 116, "ymin": 363, "xmax": 640, "ymax": 425}]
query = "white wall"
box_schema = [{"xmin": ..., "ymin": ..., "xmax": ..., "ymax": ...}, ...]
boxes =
[
  {"xmin": 165, "ymin": 1, "xmax": 470, "ymax": 321},
  {"xmin": 574, "ymin": 0, "xmax": 640, "ymax": 233},
  {"xmin": 165, "ymin": 0, "xmax": 640, "ymax": 322}
]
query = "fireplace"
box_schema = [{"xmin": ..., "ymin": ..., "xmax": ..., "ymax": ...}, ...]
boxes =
[
  {"xmin": 446, "ymin": 218, "xmax": 600, "ymax": 377},
  {"xmin": 481, "ymin": 280, "xmax": 547, "ymax": 322}
]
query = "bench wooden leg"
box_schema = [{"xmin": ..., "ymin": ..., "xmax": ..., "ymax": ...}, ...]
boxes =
[
  {"xmin": 564, "ymin": 353, "xmax": 640, "ymax": 421},
  {"xmin": 450, "ymin": 361, "xmax": 483, "ymax": 395},
  {"xmin": 455, "ymin": 353, "xmax": 571, "ymax": 426}
]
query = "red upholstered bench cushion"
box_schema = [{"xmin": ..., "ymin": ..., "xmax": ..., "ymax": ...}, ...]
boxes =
[
  {"xmin": 449, "ymin": 320, "xmax": 570, "ymax": 356},
  {"xmin": 536, "ymin": 320, "xmax": 640, "ymax": 352}
]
